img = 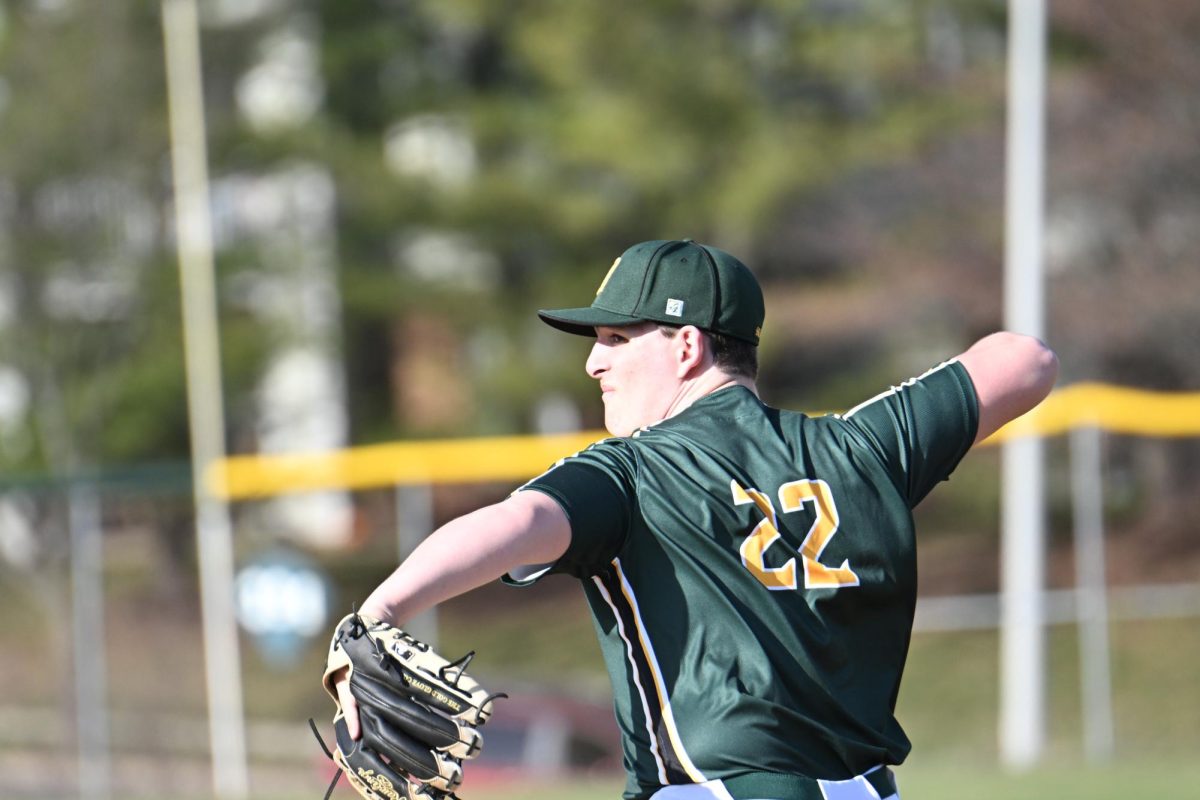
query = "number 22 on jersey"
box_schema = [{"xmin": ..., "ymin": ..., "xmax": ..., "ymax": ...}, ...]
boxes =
[{"xmin": 731, "ymin": 479, "xmax": 860, "ymax": 591}]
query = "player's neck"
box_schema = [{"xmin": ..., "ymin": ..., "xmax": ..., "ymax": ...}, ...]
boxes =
[{"xmin": 663, "ymin": 370, "xmax": 758, "ymax": 421}]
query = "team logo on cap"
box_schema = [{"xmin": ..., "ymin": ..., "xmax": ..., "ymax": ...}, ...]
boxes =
[
  {"xmin": 665, "ymin": 298, "xmax": 685, "ymax": 317},
  {"xmin": 596, "ymin": 257, "xmax": 621, "ymax": 296}
]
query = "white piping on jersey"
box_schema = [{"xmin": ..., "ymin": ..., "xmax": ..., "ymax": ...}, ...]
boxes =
[
  {"xmin": 840, "ymin": 358, "xmax": 959, "ymax": 420},
  {"xmin": 611, "ymin": 557, "xmax": 708, "ymax": 784},
  {"xmin": 591, "ymin": 572, "xmax": 670, "ymax": 785}
]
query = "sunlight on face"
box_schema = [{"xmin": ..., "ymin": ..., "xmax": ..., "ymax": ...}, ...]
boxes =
[{"xmin": 585, "ymin": 323, "xmax": 683, "ymax": 436}]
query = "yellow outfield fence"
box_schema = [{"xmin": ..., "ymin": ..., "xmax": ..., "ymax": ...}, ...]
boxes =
[
  {"xmin": 209, "ymin": 383, "xmax": 1200, "ymax": 500},
  {"xmin": 210, "ymin": 431, "xmax": 604, "ymax": 499},
  {"xmin": 983, "ymin": 382, "xmax": 1200, "ymax": 440}
]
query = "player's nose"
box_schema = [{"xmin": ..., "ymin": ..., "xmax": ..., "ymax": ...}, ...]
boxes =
[{"xmin": 586, "ymin": 341, "xmax": 607, "ymax": 378}]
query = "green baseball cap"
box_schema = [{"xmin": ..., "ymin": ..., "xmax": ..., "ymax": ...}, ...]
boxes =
[{"xmin": 538, "ymin": 239, "xmax": 765, "ymax": 344}]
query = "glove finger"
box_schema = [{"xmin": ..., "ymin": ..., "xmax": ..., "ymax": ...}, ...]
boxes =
[
  {"xmin": 351, "ymin": 671, "xmax": 482, "ymax": 759},
  {"xmin": 342, "ymin": 623, "xmax": 493, "ymax": 724},
  {"xmin": 360, "ymin": 705, "xmax": 463, "ymax": 792},
  {"xmin": 334, "ymin": 715, "xmax": 416, "ymax": 800},
  {"xmin": 396, "ymin": 647, "xmax": 497, "ymax": 725}
]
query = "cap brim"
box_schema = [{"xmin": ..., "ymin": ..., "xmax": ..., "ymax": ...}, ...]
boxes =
[{"xmin": 537, "ymin": 306, "xmax": 644, "ymax": 337}]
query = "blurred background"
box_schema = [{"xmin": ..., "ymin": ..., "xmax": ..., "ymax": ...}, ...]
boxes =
[{"xmin": 0, "ymin": 0, "xmax": 1198, "ymax": 798}]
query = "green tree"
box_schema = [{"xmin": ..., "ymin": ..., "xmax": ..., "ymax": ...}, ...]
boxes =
[{"xmin": 313, "ymin": 0, "xmax": 1004, "ymax": 436}]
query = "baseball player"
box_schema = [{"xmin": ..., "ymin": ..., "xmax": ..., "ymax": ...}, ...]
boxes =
[{"xmin": 333, "ymin": 239, "xmax": 1058, "ymax": 800}]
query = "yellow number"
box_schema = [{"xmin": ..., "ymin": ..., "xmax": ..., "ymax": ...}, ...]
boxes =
[
  {"xmin": 731, "ymin": 481, "xmax": 797, "ymax": 590},
  {"xmin": 779, "ymin": 479, "xmax": 859, "ymax": 589},
  {"xmin": 731, "ymin": 479, "xmax": 859, "ymax": 592}
]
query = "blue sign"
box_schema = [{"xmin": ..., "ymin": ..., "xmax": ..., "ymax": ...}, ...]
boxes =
[{"xmin": 235, "ymin": 548, "xmax": 330, "ymax": 667}]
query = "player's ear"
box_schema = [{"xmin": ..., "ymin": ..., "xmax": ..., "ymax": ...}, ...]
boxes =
[{"xmin": 674, "ymin": 325, "xmax": 709, "ymax": 377}]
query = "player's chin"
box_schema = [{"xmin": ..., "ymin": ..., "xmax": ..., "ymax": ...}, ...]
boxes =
[{"xmin": 603, "ymin": 414, "xmax": 634, "ymax": 438}]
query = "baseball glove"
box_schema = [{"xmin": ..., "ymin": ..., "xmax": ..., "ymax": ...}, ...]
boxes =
[{"xmin": 313, "ymin": 612, "xmax": 504, "ymax": 800}]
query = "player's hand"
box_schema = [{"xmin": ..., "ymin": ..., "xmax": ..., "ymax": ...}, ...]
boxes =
[
  {"xmin": 318, "ymin": 612, "xmax": 503, "ymax": 800},
  {"xmin": 331, "ymin": 665, "xmax": 361, "ymax": 740}
]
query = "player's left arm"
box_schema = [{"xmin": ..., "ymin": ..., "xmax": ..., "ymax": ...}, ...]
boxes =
[{"xmin": 955, "ymin": 331, "xmax": 1059, "ymax": 444}]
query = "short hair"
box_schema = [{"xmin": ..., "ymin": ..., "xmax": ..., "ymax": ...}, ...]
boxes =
[{"xmin": 657, "ymin": 325, "xmax": 759, "ymax": 380}]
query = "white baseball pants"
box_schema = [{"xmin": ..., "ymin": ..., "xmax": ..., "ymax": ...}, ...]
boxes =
[{"xmin": 648, "ymin": 767, "xmax": 900, "ymax": 800}]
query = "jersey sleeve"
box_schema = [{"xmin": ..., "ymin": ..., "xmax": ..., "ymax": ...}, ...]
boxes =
[
  {"xmin": 837, "ymin": 359, "xmax": 979, "ymax": 507},
  {"xmin": 507, "ymin": 439, "xmax": 638, "ymax": 582}
]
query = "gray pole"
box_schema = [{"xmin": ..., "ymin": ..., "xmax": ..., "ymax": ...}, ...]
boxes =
[
  {"xmin": 1070, "ymin": 426, "xmax": 1115, "ymax": 761},
  {"xmin": 395, "ymin": 484, "xmax": 437, "ymax": 646},
  {"xmin": 999, "ymin": 0, "xmax": 1048, "ymax": 770},
  {"xmin": 161, "ymin": 0, "xmax": 249, "ymax": 796},
  {"xmin": 69, "ymin": 483, "xmax": 111, "ymax": 800}
]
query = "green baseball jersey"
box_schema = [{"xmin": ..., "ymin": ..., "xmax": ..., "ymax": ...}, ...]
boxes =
[{"xmin": 508, "ymin": 360, "xmax": 978, "ymax": 800}]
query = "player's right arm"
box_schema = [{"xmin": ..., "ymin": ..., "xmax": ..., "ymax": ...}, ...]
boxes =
[
  {"xmin": 358, "ymin": 489, "xmax": 571, "ymax": 623},
  {"xmin": 955, "ymin": 331, "xmax": 1059, "ymax": 443},
  {"xmin": 334, "ymin": 489, "xmax": 572, "ymax": 739}
]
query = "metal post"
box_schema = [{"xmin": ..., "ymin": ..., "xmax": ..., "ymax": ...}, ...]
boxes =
[
  {"xmin": 69, "ymin": 483, "xmax": 111, "ymax": 800},
  {"xmin": 395, "ymin": 484, "xmax": 437, "ymax": 646},
  {"xmin": 999, "ymin": 0, "xmax": 1048, "ymax": 770},
  {"xmin": 1070, "ymin": 426, "xmax": 1115, "ymax": 761},
  {"xmin": 162, "ymin": 1, "xmax": 248, "ymax": 796},
  {"xmin": 999, "ymin": 437, "xmax": 1046, "ymax": 768}
]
